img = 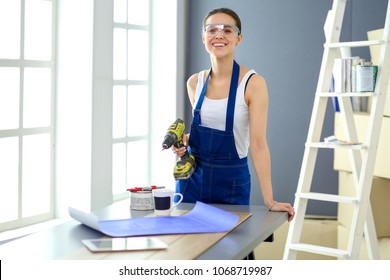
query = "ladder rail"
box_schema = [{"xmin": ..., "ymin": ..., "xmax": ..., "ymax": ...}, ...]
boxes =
[
  {"xmin": 337, "ymin": 92, "xmax": 362, "ymax": 186},
  {"xmin": 347, "ymin": 5, "xmax": 390, "ymax": 257},
  {"xmin": 283, "ymin": 0, "xmax": 347, "ymax": 260},
  {"xmin": 364, "ymin": 202, "xmax": 380, "ymax": 260}
]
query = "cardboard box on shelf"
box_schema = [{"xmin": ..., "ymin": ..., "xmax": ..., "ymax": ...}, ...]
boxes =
[
  {"xmin": 338, "ymin": 171, "xmax": 390, "ymax": 238},
  {"xmin": 338, "ymin": 224, "xmax": 390, "ymax": 260},
  {"xmin": 368, "ymin": 29, "xmax": 382, "ymax": 66},
  {"xmin": 368, "ymin": 28, "xmax": 390, "ymax": 117},
  {"xmin": 334, "ymin": 112, "xmax": 390, "ymax": 179}
]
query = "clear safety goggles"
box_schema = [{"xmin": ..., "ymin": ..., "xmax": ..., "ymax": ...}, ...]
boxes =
[{"xmin": 202, "ymin": 24, "xmax": 240, "ymax": 38}]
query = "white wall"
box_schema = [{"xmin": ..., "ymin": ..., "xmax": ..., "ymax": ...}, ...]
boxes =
[
  {"xmin": 150, "ymin": 0, "xmax": 183, "ymax": 190},
  {"xmin": 56, "ymin": 0, "xmax": 95, "ymax": 217}
]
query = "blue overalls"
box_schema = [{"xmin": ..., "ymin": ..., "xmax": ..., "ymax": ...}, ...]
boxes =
[{"xmin": 176, "ymin": 61, "xmax": 251, "ymax": 205}]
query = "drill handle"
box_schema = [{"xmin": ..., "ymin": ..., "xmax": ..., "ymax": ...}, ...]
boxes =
[
  {"xmin": 175, "ymin": 138, "xmax": 185, "ymax": 149},
  {"xmin": 180, "ymin": 150, "xmax": 193, "ymax": 162},
  {"xmin": 175, "ymin": 133, "xmax": 188, "ymax": 149}
]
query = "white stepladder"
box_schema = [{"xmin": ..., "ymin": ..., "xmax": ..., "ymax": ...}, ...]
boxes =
[{"xmin": 283, "ymin": 0, "xmax": 390, "ymax": 260}]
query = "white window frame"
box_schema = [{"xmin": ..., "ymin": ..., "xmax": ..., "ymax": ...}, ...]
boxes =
[
  {"xmin": 112, "ymin": 0, "xmax": 179, "ymax": 202},
  {"xmin": 1, "ymin": 0, "xmax": 183, "ymax": 234},
  {"xmin": 0, "ymin": 0, "xmax": 56, "ymax": 231},
  {"xmin": 112, "ymin": 0, "xmax": 152, "ymax": 201}
]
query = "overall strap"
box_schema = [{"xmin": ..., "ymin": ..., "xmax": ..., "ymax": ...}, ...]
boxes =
[
  {"xmin": 193, "ymin": 60, "xmax": 240, "ymax": 132},
  {"xmin": 193, "ymin": 70, "xmax": 211, "ymax": 126},
  {"xmin": 225, "ymin": 60, "xmax": 240, "ymax": 132}
]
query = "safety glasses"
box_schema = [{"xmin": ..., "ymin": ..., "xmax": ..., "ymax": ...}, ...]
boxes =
[{"xmin": 202, "ymin": 24, "xmax": 240, "ymax": 38}]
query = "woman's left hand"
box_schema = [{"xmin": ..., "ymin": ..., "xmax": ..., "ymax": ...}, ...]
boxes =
[{"xmin": 269, "ymin": 201, "xmax": 295, "ymax": 222}]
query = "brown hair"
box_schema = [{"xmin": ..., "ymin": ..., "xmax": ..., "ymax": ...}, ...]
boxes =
[{"xmin": 203, "ymin": 8, "xmax": 242, "ymax": 34}]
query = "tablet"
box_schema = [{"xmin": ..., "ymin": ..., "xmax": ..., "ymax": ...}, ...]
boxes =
[{"xmin": 82, "ymin": 237, "xmax": 168, "ymax": 252}]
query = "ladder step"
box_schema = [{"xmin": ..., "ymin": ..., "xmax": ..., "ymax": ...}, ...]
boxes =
[
  {"xmin": 317, "ymin": 91, "xmax": 374, "ymax": 97},
  {"xmin": 325, "ymin": 40, "xmax": 385, "ymax": 48},
  {"xmin": 287, "ymin": 243, "xmax": 349, "ymax": 259},
  {"xmin": 296, "ymin": 192, "xmax": 358, "ymax": 203},
  {"xmin": 306, "ymin": 142, "xmax": 367, "ymax": 150}
]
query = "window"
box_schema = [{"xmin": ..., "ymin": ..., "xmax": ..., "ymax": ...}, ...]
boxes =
[
  {"xmin": 112, "ymin": 0, "xmax": 151, "ymax": 199},
  {"xmin": 0, "ymin": 0, "xmax": 180, "ymax": 230},
  {"xmin": 0, "ymin": 0, "xmax": 55, "ymax": 230},
  {"xmin": 112, "ymin": 0, "xmax": 178, "ymax": 200}
]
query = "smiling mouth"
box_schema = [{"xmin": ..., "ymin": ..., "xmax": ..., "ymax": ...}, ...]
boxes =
[{"xmin": 212, "ymin": 43, "xmax": 227, "ymax": 47}]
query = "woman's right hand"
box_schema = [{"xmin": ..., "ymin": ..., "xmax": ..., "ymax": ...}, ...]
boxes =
[{"xmin": 171, "ymin": 134, "xmax": 188, "ymax": 157}]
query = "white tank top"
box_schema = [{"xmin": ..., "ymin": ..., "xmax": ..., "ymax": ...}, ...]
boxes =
[{"xmin": 193, "ymin": 69, "xmax": 256, "ymax": 158}]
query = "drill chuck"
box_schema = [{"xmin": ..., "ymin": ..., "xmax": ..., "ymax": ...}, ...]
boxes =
[{"xmin": 162, "ymin": 132, "xmax": 177, "ymax": 150}]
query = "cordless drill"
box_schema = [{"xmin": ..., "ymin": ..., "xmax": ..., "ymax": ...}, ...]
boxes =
[{"xmin": 162, "ymin": 118, "xmax": 196, "ymax": 180}]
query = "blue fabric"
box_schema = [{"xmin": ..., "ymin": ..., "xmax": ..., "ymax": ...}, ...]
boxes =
[{"xmin": 176, "ymin": 61, "xmax": 251, "ymax": 205}]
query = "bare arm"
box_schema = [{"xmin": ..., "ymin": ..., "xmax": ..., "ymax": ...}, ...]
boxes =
[
  {"xmin": 246, "ymin": 74, "xmax": 295, "ymax": 221},
  {"xmin": 187, "ymin": 73, "xmax": 199, "ymax": 107}
]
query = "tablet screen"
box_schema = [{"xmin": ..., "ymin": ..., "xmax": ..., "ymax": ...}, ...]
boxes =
[{"xmin": 82, "ymin": 237, "xmax": 167, "ymax": 252}]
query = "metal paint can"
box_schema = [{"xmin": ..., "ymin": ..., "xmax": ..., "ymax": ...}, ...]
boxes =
[
  {"xmin": 130, "ymin": 191, "xmax": 154, "ymax": 210},
  {"xmin": 356, "ymin": 64, "xmax": 378, "ymax": 92}
]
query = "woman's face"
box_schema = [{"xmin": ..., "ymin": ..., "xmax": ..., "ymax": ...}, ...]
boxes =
[{"xmin": 202, "ymin": 13, "xmax": 242, "ymax": 58}]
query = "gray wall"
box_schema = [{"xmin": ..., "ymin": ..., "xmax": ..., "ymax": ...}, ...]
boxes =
[{"xmin": 183, "ymin": 0, "xmax": 387, "ymax": 216}]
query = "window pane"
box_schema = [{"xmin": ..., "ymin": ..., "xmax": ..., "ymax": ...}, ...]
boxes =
[
  {"xmin": 0, "ymin": 67, "xmax": 20, "ymax": 130},
  {"xmin": 128, "ymin": 0, "xmax": 149, "ymax": 26},
  {"xmin": 22, "ymin": 133, "xmax": 51, "ymax": 218},
  {"xmin": 24, "ymin": 0, "xmax": 52, "ymax": 60},
  {"xmin": 112, "ymin": 143, "xmax": 126, "ymax": 195},
  {"xmin": 128, "ymin": 29, "xmax": 149, "ymax": 81},
  {"xmin": 23, "ymin": 67, "xmax": 51, "ymax": 128},
  {"xmin": 113, "ymin": 85, "xmax": 127, "ymax": 138},
  {"xmin": 114, "ymin": 0, "xmax": 127, "ymax": 23},
  {"xmin": 113, "ymin": 28, "xmax": 127, "ymax": 80},
  {"xmin": 0, "ymin": 0, "xmax": 21, "ymax": 59},
  {"xmin": 127, "ymin": 140, "xmax": 147, "ymax": 187},
  {"xmin": 127, "ymin": 85, "xmax": 148, "ymax": 136},
  {"xmin": 0, "ymin": 137, "xmax": 19, "ymax": 223}
]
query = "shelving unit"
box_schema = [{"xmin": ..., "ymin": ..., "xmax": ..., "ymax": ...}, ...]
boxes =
[{"xmin": 283, "ymin": 0, "xmax": 390, "ymax": 260}]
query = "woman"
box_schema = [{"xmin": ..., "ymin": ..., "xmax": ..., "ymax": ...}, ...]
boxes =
[{"xmin": 174, "ymin": 7, "xmax": 294, "ymax": 222}]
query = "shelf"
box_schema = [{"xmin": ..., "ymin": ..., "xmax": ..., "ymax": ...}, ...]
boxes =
[{"xmin": 325, "ymin": 40, "xmax": 385, "ymax": 48}]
